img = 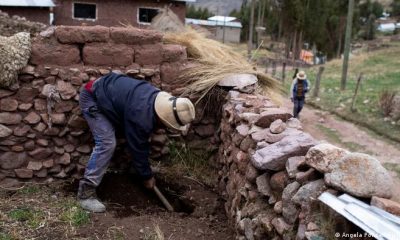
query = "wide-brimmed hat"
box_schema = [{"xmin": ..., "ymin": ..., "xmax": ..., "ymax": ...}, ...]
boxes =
[
  {"xmin": 296, "ymin": 71, "xmax": 307, "ymax": 80},
  {"xmin": 154, "ymin": 91, "xmax": 195, "ymax": 131}
]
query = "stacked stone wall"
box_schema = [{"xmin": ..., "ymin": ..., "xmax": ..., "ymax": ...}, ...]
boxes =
[
  {"xmin": 0, "ymin": 25, "xmax": 219, "ymax": 186},
  {"xmin": 217, "ymin": 91, "xmax": 395, "ymax": 239}
]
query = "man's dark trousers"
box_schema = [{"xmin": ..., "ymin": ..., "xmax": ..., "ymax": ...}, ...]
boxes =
[{"xmin": 293, "ymin": 96, "xmax": 305, "ymax": 118}]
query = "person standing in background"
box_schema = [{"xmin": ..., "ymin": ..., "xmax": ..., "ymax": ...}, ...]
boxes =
[{"xmin": 290, "ymin": 70, "xmax": 310, "ymax": 118}]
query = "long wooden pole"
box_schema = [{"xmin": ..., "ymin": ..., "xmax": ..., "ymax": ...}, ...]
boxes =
[
  {"xmin": 248, "ymin": 0, "xmax": 256, "ymax": 60},
  {"xmin": 313, "ymin": 66, "xmax": 325, "ymax": 98},
  {"xmin": 154, "ymin": 186, "xmax": 174, "ymax": 212},
  {"xmin": 341, "ymin": 0, "xmax": 355, "ymax": 91}
]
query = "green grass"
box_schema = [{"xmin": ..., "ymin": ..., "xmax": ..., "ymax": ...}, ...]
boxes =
[
  {"xmin": 0, "ymin": 232, "xmax": 13, "ymax": 240},
  {"xmin": 17, "ymin": 186, "xmax": 39, "ymax": 195},
  {"xmin": 59, "ymin": 201, "xmax": 90, "ymax": 227},
  {"xmin": 287, "ymin": 43, "xmax": 400, "ymax": 142},
  {"xmin": 168, "ymin": 141, "xmax": 216, "ymax": 185},
  {"xmin": 8, "ymin": 207, "xmax": 44, "ymax": 228},
  {"xmin": 384, "ymin": 163, "xmax": 400, "ymax": 178}
]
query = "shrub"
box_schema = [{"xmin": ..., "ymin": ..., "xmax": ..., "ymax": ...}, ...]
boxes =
[{"xmin": 379, "ymin": 89, "xmax": 397, "ymax": 116}]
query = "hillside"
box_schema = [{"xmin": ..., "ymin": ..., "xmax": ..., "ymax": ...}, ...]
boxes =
[{"xmin": 189, "ymin": 0, "xmax": 244, "ymax": 16}]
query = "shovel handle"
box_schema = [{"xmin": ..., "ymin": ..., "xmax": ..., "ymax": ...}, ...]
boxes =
[{"xmin": 154, "ymin": 186, "xmax": 174, "ymax": 212}]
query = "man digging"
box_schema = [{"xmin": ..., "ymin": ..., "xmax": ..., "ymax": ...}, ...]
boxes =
[{"xmin": 77, "ymin": 72, "xmax": 195, "ymax": 213}]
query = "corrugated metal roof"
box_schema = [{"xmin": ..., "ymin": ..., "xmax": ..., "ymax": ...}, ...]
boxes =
[
  {"xmin": 208, "ymin": 16, "xmax": 237, "ymax": 22},
  {"xmin": 186, "ymin": 18, "xmax": 242, "ymax": 28},
  {"xmin": 0, "ymin": 0, "xmax": 55, "ymax": 7}
]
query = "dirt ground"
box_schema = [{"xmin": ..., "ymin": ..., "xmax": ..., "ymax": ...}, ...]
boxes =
[
  {"xmin": 0, "ymin": 171, "xmax": 233, "ymax": 240},
  {"xmin": 284, "ymin": 99, "xmax": 400, "ymax": 202}
]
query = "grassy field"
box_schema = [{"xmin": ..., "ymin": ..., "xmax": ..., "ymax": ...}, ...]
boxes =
[{"xmin": 294, "ymin": 43, "xmax": 400, "ymax": 142}]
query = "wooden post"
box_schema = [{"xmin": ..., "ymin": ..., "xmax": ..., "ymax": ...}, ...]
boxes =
[
  {"xmin": 265, "ymin": 59, "xmax": 269, "ymax": 73},
  {"xmin": 350, "ymin": 72, "xmax": 364, "ymax": 112},
  {"xmin": 247, "ymin": 0, "xmax": 256, "ymax": 60},
  {"xmin": 313, "ymin": 66, "xmax": 325, "ymax": 98},
  {"xmin": 282, "ymin": 62, "xmax": 286, "ymax": 83},
  {"xmin": 341, "ymin": 0, "xmax": 355, "ymax": 90},
  {"xmin": 272, "ymin": 61, "xmax": 277, "ymax": 76}
]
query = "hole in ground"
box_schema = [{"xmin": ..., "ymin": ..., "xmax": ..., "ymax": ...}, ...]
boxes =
[{"xmin": 96, "ymin": 172, "xmax": 195, "ymax": 218}]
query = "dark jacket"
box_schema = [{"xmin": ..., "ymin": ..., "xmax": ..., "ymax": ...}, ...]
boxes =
[
  {"xmin": 290, "ymin": 78, "xmax": 310, "ymax": 99},
  {"xmin": 93, "ymin": 73, "xmax": 160, "ymax": 180}
]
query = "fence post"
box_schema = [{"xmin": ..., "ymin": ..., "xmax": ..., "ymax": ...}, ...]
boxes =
[
  {"xmin": 272, "ymin": 61, "xmax": 277, "ymax": 76},
  {"xmin": 265, "ymin": 59, "xmax": 270, "ymax": 74},
  {"xmin": 351, "ymin": 72, "xmax": 364, "ymax": 112},
  {"xmin": 313, "ymin": 66, "xmax": 325, "ymax": 98},
  {"xmin": 282, "ymin": 62, "xmax": 286, "ymax": 83}
]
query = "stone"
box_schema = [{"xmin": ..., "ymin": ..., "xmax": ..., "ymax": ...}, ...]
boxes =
[
  {"xmin": 0, "ymin": 89, "xmax": 14, "ymax": 98},
  {"xmin": 54, "ymin": 147, "xmax": 65, "ymax": 154},
  {"xmin": 36, "ymin": 139, "xmax": 49, "ymax": 147},
  {"xmin": 0, "ymin": 178, "xmax": 23, "ymax": 188},
  {"xmin": 296, "ymin": 168, "xmax": 317, "ymax": 184},
  {"xmin": 53, "ymin": 170, "xmax": 67, "ymax": 178},
  {"xmin": 240, "ymin": 136, "xmax": 255, "ymax": 151},
  {"xmin": 49, "ymin": 165, "xmax": 61, "ymax": 174},
  {"xmin": 77, "ymin": 145, "xmax": 91, "ymax": 154},
  {"xmin": 34, "ymin": 122, "xmax": 47, "ymax": 132},
  {"xmin": 245, "ymin": 164, "xmax": 259, "ymax": 183},
  {"xmin": 240, "ymin": 112, "xmax": 260, "ymax": 124},
  {"xmin": 256, "ymin": 173, "xmax": 272, "ymax": 197},
  {"xmin": 325, "ymin": 153, "xmax": 393, "ymax": 198},
  {"xmin": 30, "ymin": 42, "xmax": 80, "ymax": 66},
  {"xmin": 286, "ymin": 156, "xmax": 306, "ymax": 178},
  {"xmin": 0, "ymin": 124, "xmax": 12, "ymax": 138},
  {"xmin": 305, "ymin": 143, "xmax": 349, "ymax": 173},
  {"xmin": 55, "ymin": 101, "xmax": 74, "ymax": 113},
  {"xmin": 68, "ymin": 115, "xmax": 88, "ymax": 129},
  {"xmin": 270, "ymin": 119, "xmax": 286, "ymax": 134},
  {"xmin": 252, "ymin": 132, "xmax": 317, "ymax": 171},
  {"xmin": 27, "ymin": 161, "xmax": 43, "ymax": 171},
  {"xmin": 42, "ymin": 159, "xmax": 54, "ymax": 168},
  {"xmin": 292, "ymin": 179, "xmax": 326, "ymax": 205},
  {"xmin": 24, "ymin": 112, "xmax": 41, "ymax": 125},
  {"xmin": 0, "ymin": 98, "xmax": 18, "ymax": 111},
  {"xmin": 255, "ymin": 108, "xmax": 292, "ymax": 128},
  {"xmin": 24, "ymin": 140, "xmax": 35, "ymax": 151},
  {"xmin": 57, "ymin": 153, "xmax": 71, "ymax": 165},
  {"xmin": 271, "ymin": 217, "xmax": 292, "ymax": 235},
  {"xmin": 64, "ymin": 144, "xmax": 75, "ymax": 153},
  {"xmin": 55, "ymin": 26, "xmax": 110, "ymax": 43},
  {"xmin": 11, "ymin": 145, "xmax": 24, "ymax": 152},
  {"xmin": 162, "ymin": 44, "xmax": 187, "ymax": 62},
  {"xmin": 274, "ymin": 201, "xmax": 283, "ymax": 214},
  {"xmin": 371, "ymin": 196, "xmax": 400, "ymax": 216},
  {"xmin": 18, "ymin": 103, "xmax": 33, "ymax": 111},
  {"xmin": 287, "ymin": 117, "xmax": 302, "ymax": 129},
  {"xmin": 14, "ymin": 169, "xmax": 33, "ymax": 179},
  {"xmin": 34, "ymin": 99, "xmax": 47, "ymax": 111},
  {"xmin": 307, "ymin": 222, "xmax": 319, "ymax": 231},
  {"xmin": 0, "ymin": 152, "xmax": 28, "ymax": 169},
  {"xmin": 83, "ymin": 43, "xmax": 134, "ymax": 66},
  {"xmin": 50, "ymin": 113, "xmax": 66, "ymax": 125},
  {"xmin": 194, "ymin": 124, "xmax": 215, "ymax": 137},
  {"xmin": 34, "ymin": 168, "xmax": 47, "ymax": 178},
  {"xmin": 56, "ymin": 80, "xmax": 77, "ymax": 100},
  {"xmin": 28, "ymin": 148, "xmax": 52, "ymax": 160},
  {"xmin": 151, "ymin": 134, "xmax": 168, "ymax": 146},
  {"xmin": 256, "ymin": 141, "xmax": 269, "ymax": 150},
  {"xmin": 270, "ymin": 171, "xmax": 290, "ymax": 191},
  {"xmin": 110, "ymin": 27, "xmax": 162, "ymax": 45},
  {"xmin": 282, "ymin": 182, "xmax": 301, "ymax": 224},
  {"xmin": 13, "ymin": 125, "xmax": 31, "ymax": 136},
  {"xmin": 17, "ymin": 87, "xmax": 39, "ymax": 103},
  {"xmin": 0, "ymin": 113, "xmax": 22, "ymax": 125},
  {"xmin": 236, "ymin": 124, "xmax": 249, "ymax": 136}
]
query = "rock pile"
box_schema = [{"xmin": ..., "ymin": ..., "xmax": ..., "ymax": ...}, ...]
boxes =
[{"xmin": 217, "ymin": 91, "xmax": 394, "ymax": 239}]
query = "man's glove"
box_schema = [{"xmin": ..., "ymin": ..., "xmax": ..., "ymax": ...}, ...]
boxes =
[{"xmin": 143, "ymin": 176, "xmax": 156, "ymax": 190}]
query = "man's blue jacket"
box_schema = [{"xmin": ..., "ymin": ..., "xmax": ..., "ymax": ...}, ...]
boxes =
[{"xmin": 93, "ymin": 73, "xmax": 160, "ymax": 180}]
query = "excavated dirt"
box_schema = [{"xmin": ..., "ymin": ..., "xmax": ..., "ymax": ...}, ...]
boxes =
[{"xmin": 68, "ymin": 172, "xmax": 233, "ymax": 239}]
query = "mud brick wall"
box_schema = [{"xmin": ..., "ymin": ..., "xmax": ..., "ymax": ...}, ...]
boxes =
[
  {"xmin": 217, "ymin": 91, "xmax": 395, "ymax": 239},
  {"xmin": 0, "ymin": 25, "xmax": 219, "ymax": 186}
]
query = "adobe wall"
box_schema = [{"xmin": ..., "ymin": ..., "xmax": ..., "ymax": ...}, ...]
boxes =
[
  {"xmin": 53, "ymin": 0, "xmax": 186, "ymax": 27},
  {"xmin": 0, "ymin": 25, "xmax": 219, "ymax": 185},
  {"xmin": 0, "ymin": 7, "xmax": 51, "ymax": 25}
]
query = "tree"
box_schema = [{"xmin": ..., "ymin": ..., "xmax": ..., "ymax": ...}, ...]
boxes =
[
  {"xmin": 391, "ymin": 0, "xmax": 400, "ymax": 16},
  {"xmin": 186, "ymin": 6, "xmax": 212, "ymax": 20}
]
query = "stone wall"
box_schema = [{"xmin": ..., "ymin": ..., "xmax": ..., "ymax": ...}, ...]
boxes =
[
  {"xmin": 217, "ymin": 91, "xmax": 395, "ymax": 239},
  {"xmin": 0, "ymin": 25, "xmax": 219, "ymax": 186}
]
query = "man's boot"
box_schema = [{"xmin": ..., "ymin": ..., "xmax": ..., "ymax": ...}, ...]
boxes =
[{"xmin": 77, "ymin": 181, "xmax": 106, "ymax": 213}]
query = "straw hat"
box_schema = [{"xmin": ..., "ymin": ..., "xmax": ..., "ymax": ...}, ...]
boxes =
[
  {"xmin": 296, "ymin": 71, "xmax": 307, "ymax": 80},
  {"xmin": 154, "ymin": 91, "xmax": 195, "ymax": 131}
]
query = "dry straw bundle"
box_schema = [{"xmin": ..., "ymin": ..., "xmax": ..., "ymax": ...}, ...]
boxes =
[{"xmin": 163, "ymin": 29, "xmax": 280, "ymax": 101}]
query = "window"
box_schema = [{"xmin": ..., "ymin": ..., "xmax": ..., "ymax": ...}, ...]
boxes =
[
  {"xmin": 73, "ymin": 3, "xmax": 96, "ymax": 20},
  {"xmin": 138, "ymin": 8, "xmax": 159, "ymax": 24}
]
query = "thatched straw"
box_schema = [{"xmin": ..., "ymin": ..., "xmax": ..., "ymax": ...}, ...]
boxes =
[{"xmin": 163, "ymin": 29, "xmax": 280, "ymax": 102}]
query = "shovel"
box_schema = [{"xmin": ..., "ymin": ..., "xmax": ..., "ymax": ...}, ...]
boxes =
[{"xmin": 153, "ymin": 185, "xmax": 174, "ymax": 212}]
